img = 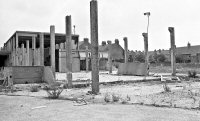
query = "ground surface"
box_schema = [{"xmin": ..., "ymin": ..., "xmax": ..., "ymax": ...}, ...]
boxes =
[
  {"xmin": 1, "ymin": 80, "xmax": 200, "ymax": 121},
  {"xmin": 1, "ymin": 65, "xmax": 200, "ymax": 121},
  {"xmin": 1, "ymin": 95, "xmax": 200, "ymax": 121}
]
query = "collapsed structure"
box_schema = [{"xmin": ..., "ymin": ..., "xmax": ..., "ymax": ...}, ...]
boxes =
[{"xmin": 0, "ymin": 31, "xmax": 124, "ymax": 72}]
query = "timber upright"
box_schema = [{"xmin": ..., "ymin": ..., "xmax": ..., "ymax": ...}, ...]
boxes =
[
  {"xmin": 142, "ymin": 33, "xmax": 149, "ymax": 76},
  {"xmin": 168, "ymin": 27, "xmax": 176, "ymax": 76},
  {"xmin": 50, "ymin": 25, "xmax": 56, "ymax": 77},
  {"xmin": 40, "ymin": 33, "xmax": 44, "ymax": 66},
  {"xmin": 66, "ymin": 16, "xmax": 73, "ymax": 88},
  {"xmin": 123, "ymin": 37, "xmax": 128, "ymax": 64},
  {"xmin": 90, "ymin": 0, "xmax": 99, "ymax": 94},
  {"xmin": 86, "ymin": 46, "xmax": 89, "ymax": 72}
]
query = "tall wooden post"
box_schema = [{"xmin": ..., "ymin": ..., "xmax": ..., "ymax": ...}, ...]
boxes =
[
  {"xmin": 142, "ymin": 33, "xmax": 149, "ymax": 76},
  {"xmin": 26, "ymin": 40, "xmax": 30, "ymax": 66},
  {"xmin": 90, "ymin": 0, "xmax": 99, "ymax": 94},
  {"xmin": 22, "ymin": 43, "xmax": 25, "ymax": 66},
  {"xmin": 40, "ymin": 33, "xmax": 44, "ymax": 66},
  {"xmin": 123, "ymin": 37, "xmax": 128, "ymax": 63},
  {"xmin": 16, "ymin": 34, "xmax": 19, "ymax": 66},
  {"xmin": 108, "ymin": 50, "xmax": 112, "ymax": 74},
  {"xmin": 12, "ymin": 37, "xmax": 16, "ymax": 66},
  {"xmin": 32, "ymin": 36, "xmax": 36, "ymax": 66},
  {"xmin": 86, "ymin": 46, "xmax": 89, "ymax": 72},
  {"xmin": 168, "ymin": 27, "xmax": 176, "ymax": 76},
  {"xmin": 50, "ymin": 25, "xmax": 56, "ymax": 77},
  {"xmin": 65, "ymin": 16, "xmax": 73, "ymax": 88}
]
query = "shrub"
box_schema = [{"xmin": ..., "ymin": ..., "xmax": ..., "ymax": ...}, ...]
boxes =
[
  {"xmin": 30, "ymin": 85, "xmax": 39, "ymax": 92},
  {"xmin": 134, "ymin": 52, "xmax": 145, "ymax": 63},
  {"xmin": 112, "ymin": 93, "xmax": 120, "ymax": 102},
  {"xmin": 104, "ymin": 93, "xmax": 112, "ymax": 102},
  {"xmin": 163, "ymin": 82, "xmax": 171, "ymax": 92},
  {"xmin": 156, "ymin": 54, "xmax": 166, "ymax": 63},
  {"xmin": 43, "ymin": 85, "xmax": 63, "ymax": 99},
  {"xmin": 188, "ymin": 70, "xmax": 197, "ymax": 78}
]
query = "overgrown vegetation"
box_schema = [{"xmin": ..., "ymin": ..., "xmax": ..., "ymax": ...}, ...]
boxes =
[
  {"xmin": 30, "ymin": 85, "xmax": 39, "ymax": 92},
  {"xmin": 104, "ymin": 92, "xmax": 131, "ymax": 104},
  {"xmin": 134, "ymin": 52, "xmax": 145, "ymax": 63},
  {"xmin": 162, "ymin": 82, "xmax": 171, "ymax": 92},
  {"xmin": 43, "ymin": 85, "xmax": 63, "ymax": 99},
  {"xmin": 188, "ymin": 70, "xmax": 197, "ymax": 78}
]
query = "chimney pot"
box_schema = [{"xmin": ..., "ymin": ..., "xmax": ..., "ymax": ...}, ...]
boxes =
[
  {"xmin": 84, "ymin": 38, "xmax": 89, "ymax": 43},
  {"xmin": 107, "ymin": 40, "xmax": 112, "ymax": 44},
  {"xmin": 102, "ymin": 41, "xmax": 106, "ymax": 46},
  {"xmin": 115, "ymin": 39, "xmax": 119, "ymax": 45}
]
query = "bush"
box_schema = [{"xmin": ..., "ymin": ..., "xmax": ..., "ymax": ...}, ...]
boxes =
[
  {"xmin": 30, "ymin": 85, "xmax": 39, "ymax": 92},
  {"xmin": 163, "ymin": 82, "xmax": 171, "ymax": 92},
  {"xmin": 112, "ymin": 93, "xmax": 121, "ymax": 102},
  {"xmin": 43, "ymin": 85, "xmax": 63, "ymax": 99},
  {"xmin": 156, "ymin": 54, "xmax": 166, "ymax": 63},
  {"xmin": 134, "ymin": 52, "xmax": 145, "ymax": 63},
  {"xmin": 188, "ymin": 70, "xmax": 197, "ymax": 78}
]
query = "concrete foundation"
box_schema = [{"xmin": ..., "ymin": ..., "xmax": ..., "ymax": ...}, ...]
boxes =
[{"xmin": 118, "ymin": 62, "xmax": 146, "ymax": 76}]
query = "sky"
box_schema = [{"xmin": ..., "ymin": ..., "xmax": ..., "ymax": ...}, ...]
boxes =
[{"xmin": 0, "ymin": 0, "xmax": 200, "ymax": 51}]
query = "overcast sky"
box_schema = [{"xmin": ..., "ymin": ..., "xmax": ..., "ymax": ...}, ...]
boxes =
[{"xmin": 0, "ymin": 0, "xmax": 200, "ymax": 51}]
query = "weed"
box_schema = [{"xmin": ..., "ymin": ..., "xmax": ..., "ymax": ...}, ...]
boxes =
[
  {"xmin": 104, "ymin": 93, "xmax": 112, "ymax": 102},
  {"xmin": 30, "ymin": 85, "xmax": 39, "ymax": 92},
  {"xmin": 162, "ymin": 82, "xmax": 171, "ymax": 92},
  {"xmin": 112, "ymin": 93, "xmax": 121, "ymax": 102},
  {"xmin": 188, "ymin": 70, "xmax": 197, "ymax": 78},
  {"xmin": 126, "ymin": 95, "xmax": 131, "ymax": 101},
  {"xmin": 121, "ymin": 95, "xmax": 131, "ymax": 104},
  {"xmin": 43, "ymin": 85, "xmax": 63, "ymax": 99}
]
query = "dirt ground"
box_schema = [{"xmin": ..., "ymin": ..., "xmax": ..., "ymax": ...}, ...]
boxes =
[
  {"xmin": 1, "ymin": 80, "xmax": 200, "ymax": 121},
  {"xmin": 1, "ymin": 95, "xmax": 200, "ymax": 121}
]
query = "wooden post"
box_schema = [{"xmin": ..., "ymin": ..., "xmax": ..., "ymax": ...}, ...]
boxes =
[
  {"xmin": 40, "ymin": 33, "xmax": 44, "ymax": 66},
  {"xmin": 12, "ymin": 37, "xmax": 16, "ymax": 66},
  {"xmin": 22, "ymin": 43, "xmax": 25, "ymax": 66},
  {"xmin": 86, "ymin": 46, "xmax": 89, "ymax": 72},
  {"xmin": 142, "ymin": 33, "xmax": 149, "ymax": 76},
  {"xmin": 16, "ymin": 34, "xmax": 19, "ymax": 66},
  {"xmin": 168, "ymin": 27, "xmax": 176, "ymax": 76},
  {"xmin": 32, "ymin": 36, "xmax": 36, "ymax": 66},
  {"xmin": 123, "ymin": 37, "xmax": 128, "ymax": 63},
  {"xmin": 108, "ymin": 50, "xmax": 112, "ymax": 74},
  {"xmin": 50, "ymin": 25, "xmax": 56, "ymax": 77},
  {"xmin": 90, "ymin": 0, "xmax": 99, "ymax": 94},
  {"xmin": 26, "ymin": 40, "xmax": 30, "ymax": 66},
  {"xmin": 65, "ymin": 16, "xmax": 73, "ymax": 88}
]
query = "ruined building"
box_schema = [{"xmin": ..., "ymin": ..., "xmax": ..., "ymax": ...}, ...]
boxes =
[{"xmin": 0, "ymin": 31, "xmax": 125, "ymax": 72}]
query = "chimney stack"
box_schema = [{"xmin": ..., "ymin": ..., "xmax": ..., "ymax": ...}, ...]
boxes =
[
  {"xmin": 102, "ymin": 41, "xmax": 106, "ymax": 46},
  {"xmin": 115, "ymin": 39, "xmax": 119, "ymax": 45},
  {"xmin": 107, "ymin": 40, "xmax": 112, "ymax": 44},
  {"xmin": 84, "ymin": 38, "xmax": 89, "ymax": 43}
]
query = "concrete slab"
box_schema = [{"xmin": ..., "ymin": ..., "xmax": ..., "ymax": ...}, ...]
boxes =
[{"xmin": 56, "ymin": 71, "xmax": 160, "ymax": 84}]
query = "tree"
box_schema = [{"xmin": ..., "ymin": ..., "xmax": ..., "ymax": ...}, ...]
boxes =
[
  {"xmin": 134, "ymin": 52, "xmax": 145, "ymax": 62},
  {"xmin": 176, "ymin": 54, "xmax": 184, "ymax": 63},
  {"xmin": 149, "ymin": 55, "xmax": 155, "ymax": 63},
  {"xmin": 156, "ymin": 53, "xmax": 166, "ymax": 63}
]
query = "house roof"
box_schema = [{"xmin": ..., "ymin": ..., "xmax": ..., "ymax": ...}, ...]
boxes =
[
  {"xmin": 78, "ymin": 40, "xmax": 124, "ymax": 60},
  {"xmin": 176, "ymin": 45, "xmax": 200, "ymax": 56},
  {"xmin": 99, "ymin": 44, "xmax": 109, "ymax": 52},
  {"xmin": 148, "ymin": 45, "xmax": 200, "ymax": 56},
  {"xmin": 78, "ymin": 41, "xmax": 91, "ymax": 50}
]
